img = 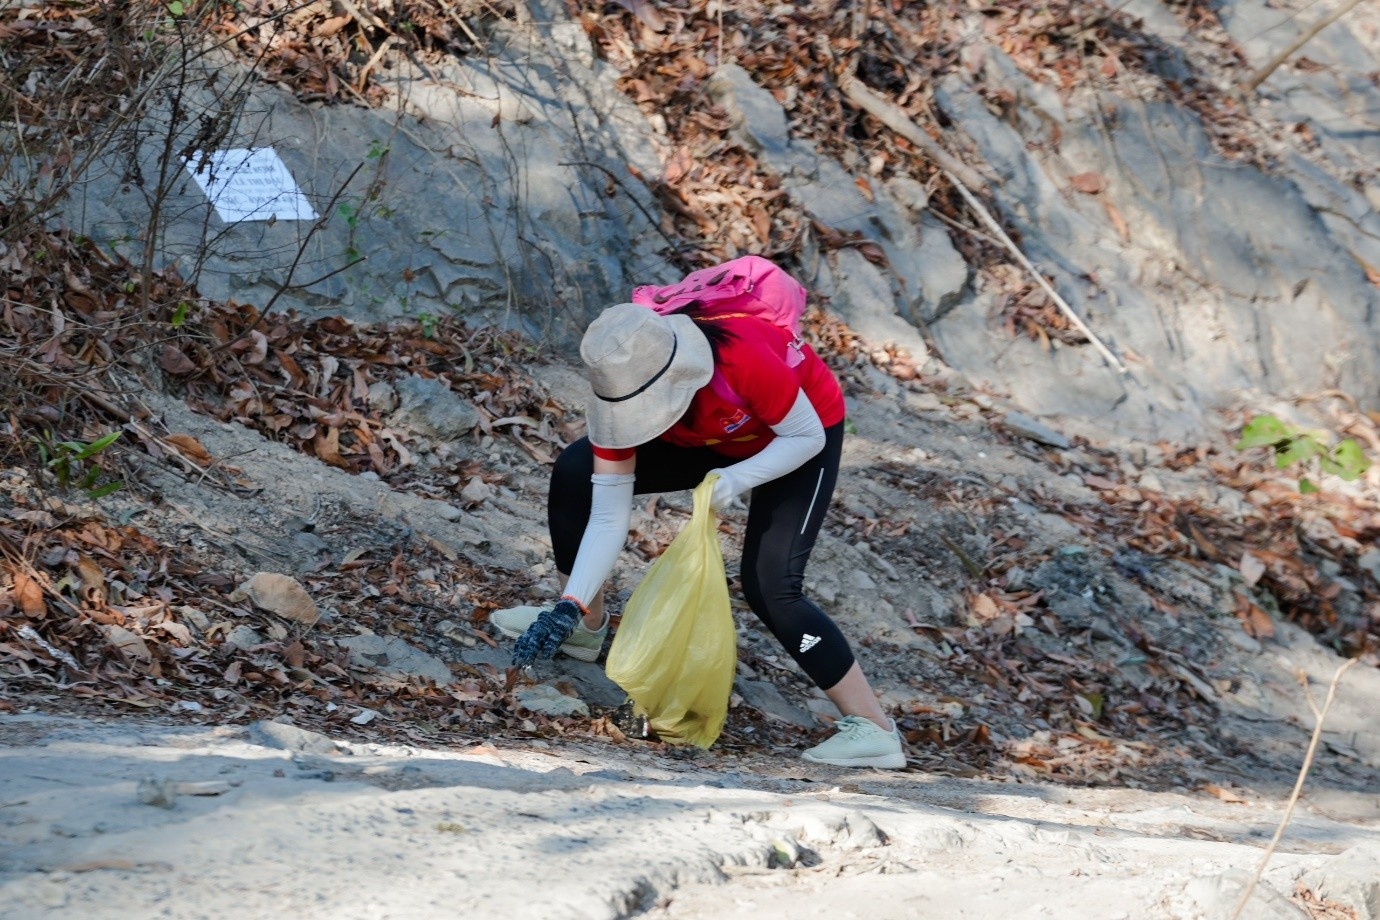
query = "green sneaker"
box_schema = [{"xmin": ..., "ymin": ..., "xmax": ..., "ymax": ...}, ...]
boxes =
[
  {"xmin": 802, "ymin": 716, "xmax": 906, "ymax": 769},
  {"xmin": 490, "ymin": 604, "xmax": 607, "ymax": 662}
]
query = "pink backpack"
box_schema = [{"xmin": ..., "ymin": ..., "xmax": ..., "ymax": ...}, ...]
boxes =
[{"xmin": 631, "ymin": 256, "xmax": 809, "ymax": 407}]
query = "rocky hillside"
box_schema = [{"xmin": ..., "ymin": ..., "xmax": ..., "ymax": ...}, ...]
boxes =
[
  {"xmin": 3, "ymin": 1, "xmax": 1380, "ymax": 917},
  {"xmin": 18, "ymin": 0, "xmax": 1379, "ymax": 440}
]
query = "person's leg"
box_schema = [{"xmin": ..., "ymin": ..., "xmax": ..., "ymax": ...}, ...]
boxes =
[
  {"xmin": 547, "ymin": 436, "xmax": 723, "ymax": 621},
  {"xmin": 739, "ymin": 424, "xmax": 890, "ymax": 731}
]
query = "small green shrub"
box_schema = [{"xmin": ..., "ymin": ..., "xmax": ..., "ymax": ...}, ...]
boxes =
[
  {"xmin": 1235, "ymin": 415, "xmax": 1369, "ymax": 493},
  {"xmin": 36, "ymin": 430, "xmax": 124, "ymax": 498}
]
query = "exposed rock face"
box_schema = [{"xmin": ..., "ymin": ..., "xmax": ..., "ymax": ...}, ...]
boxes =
[
  {"xmin": 62, "ymin": 0, "xmax": 1380, "ymax": 439},
  {"xmin": 70, "ymin": 5, "xmax": 669, "ymax": 341},
  {"xmin": 930, "ymin": 49, "xmax": 1380, "ymax": 439}
]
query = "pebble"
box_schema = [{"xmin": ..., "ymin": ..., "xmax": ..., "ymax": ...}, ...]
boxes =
[
  {"xmin": 137, "ymin": 778, "xmax": 179, "ymax": 809},
  {"xmin": 1002, "ymin": 412, "xmax": 1072, "ymax": 449}
]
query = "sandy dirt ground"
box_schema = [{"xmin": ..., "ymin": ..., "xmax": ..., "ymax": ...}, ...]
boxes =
[{"xmin": 2, "ymin": 709, "xmax": 1378, "ymax": 920}]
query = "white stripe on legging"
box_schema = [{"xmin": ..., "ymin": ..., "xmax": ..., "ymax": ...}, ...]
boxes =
[{"xmin": 800, "ymin": 468, "xmax": 824, "ymax": 535}]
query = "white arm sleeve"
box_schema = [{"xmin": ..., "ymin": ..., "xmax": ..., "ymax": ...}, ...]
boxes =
[
  {"xmin": 711, "ymin": 390, "xmax": 826, "ymax": 508},
  {"xmin": 562, "ymin": 472, "xmax": 635, "ymax": 607}
]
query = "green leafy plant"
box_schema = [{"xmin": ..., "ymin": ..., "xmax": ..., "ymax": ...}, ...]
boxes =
[
  {"xmin": 417, "ymin": 311, "xmax": 437, "ymax": 339},
  {"xmin": 36, "ymin": 430, "xmax": 124, "ymax": 498},
  {"xmin": 1235, "ymin": 415, "xmax": 1370, "ymax": 493}
]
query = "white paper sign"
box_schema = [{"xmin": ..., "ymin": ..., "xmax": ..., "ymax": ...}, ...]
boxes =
[{"xmin": 183, "ymin": 148, "xmax": 319, "ymax": 223}]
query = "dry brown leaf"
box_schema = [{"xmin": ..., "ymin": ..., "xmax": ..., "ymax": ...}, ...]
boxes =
[
  {"xmin": 101, "ymin": 623, "xmax": 153, "ymax": 666},
  {"xmin": 230, "ymin": 572, "xmax": 320, "ymax": 626},
  {"xmin": 971, "ymin": 593, "xmax": 999, "ymax": 622},
  {"xmin": 1235, "ymin": 595, "xmax": 1275, "ymax": 639},
  {"xmin": 1069, "ymin": 172, "xmax": 1105, "ymax": 194},
  {"xmin": 1103, "ymin": 198, "xmax": 1130, "ymax": 242},
  {"xmin": 610, "ymin": 0, "xmax": 666, "ymax": 32},
  {"xmin": 316, "ymin": 14, "xmax": 350, "ymax": 37},
  {"xmin": 76, "ymin": 555, "xmax": 106, "ymax": 604},
  {"xmin": 1202, "ymin": 783, "xmax": 1247, "ymax": 804},
  {"xmin": 314, "ymin": 427, "xmax": 352, "ymax": 470},
  {"xmin": 159, "ymin": 345, "xmax": 197, "ymax": 375},
  {"xmin": 11, "ymin": 570, "xmax": 46, "ymax": 618},
  {"xmin": 164, "ymin": 434, "xmax": 213, "ymax": 466}
]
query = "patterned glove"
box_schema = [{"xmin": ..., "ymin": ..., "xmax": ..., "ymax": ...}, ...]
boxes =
[{"xmin": 511, "ymin": 599, "xmax": 582, "ymax": 667}]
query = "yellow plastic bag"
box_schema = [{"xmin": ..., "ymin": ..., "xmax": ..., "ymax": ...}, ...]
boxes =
[{"xmin": 605, "ymin": 475, "xmax": 736, "ymax": 748}]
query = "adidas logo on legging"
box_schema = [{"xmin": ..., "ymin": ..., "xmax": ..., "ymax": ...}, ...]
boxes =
[{"xmin": 799, "ymin": 633, "xmax": 821, "ymax": 653}]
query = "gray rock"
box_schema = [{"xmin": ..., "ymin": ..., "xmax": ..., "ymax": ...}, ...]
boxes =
[
  {"xmin": 1357, "ymin": 549, "xmax": 1380, "ymax": 585},
  {"xmin": 389, "ymin": 375, "xmax": 479, "ymax": 441},
  {"xmin": 136, "ymin": 778, "xmax": 179, "ymax": 809},
  {"xmin": 804, "ymin": 696, "xmax": 843, "ymax": 723},
  {"xmin": 224, "ymin": 624, "xmax": 265, "ymax": 652},
  {"xmin": 336, "ymin": 634, "xmax": 453, "ymax": 685},
  {"xmin": 366, "ymin": 381, "xmax": 399, "ymax": 413},
  {"xmin": 1299, "ymin": 844, "xmax": 1380, "ymax": 919},
  {"xmin": 1002, "ymin": 412, "xmax": 1072, "ymax": 449},
  {"xmin": 1183, "ymin": 869, "xmax": 1308, "ymax": 919},
  {"xmin": 514, "ymin": 683, "xmax": 590, "ymax": 717},
  {"xmin": 293, "ymin": 531, "xmax": 330, "ymax": 554},
  {"xmin": 459, "ymin": 477, "xmax": 494, "ymax": 504},
  {"xmin": 706, "ymin": 63, "xmax": 967, "ymax": 330},
  {"xmin": 1137, "ymin": 471, "xmax": 1165, "ymax": 493},
  {"xmin": 248, "ymin": 719, "xmax": 340, "ymax": 755},
  {"xmin": 929, "ymin": 52, "xmax": 1380, "ymax": 440},
  {"xmin": 735, "ymin": 679, "xmax": 814, "ymax": 729}
]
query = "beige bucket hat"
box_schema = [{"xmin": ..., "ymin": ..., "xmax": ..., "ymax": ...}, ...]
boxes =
[{"xmin": 581, "ymin": 303, "xmax": 714, "ymax": 449}]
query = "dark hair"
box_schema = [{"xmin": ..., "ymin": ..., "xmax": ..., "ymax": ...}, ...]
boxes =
[{"xmin": 669, "ymin": 301, "xmax": 735, "ymax": 359}]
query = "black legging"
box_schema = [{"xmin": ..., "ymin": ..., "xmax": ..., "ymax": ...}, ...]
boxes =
[{"xmin": 548, "ymin": 423, "xmax": 855, "ymax": 690}]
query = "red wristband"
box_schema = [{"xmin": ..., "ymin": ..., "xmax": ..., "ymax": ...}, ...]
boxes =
[{"xmin": 559, "ymin": 595, "xmax": 590, "ymax": 619}]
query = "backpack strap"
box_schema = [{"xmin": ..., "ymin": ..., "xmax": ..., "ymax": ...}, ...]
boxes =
[{"xmin": 699, "ymin": 312, "xmax": 807, "ymax": 370}]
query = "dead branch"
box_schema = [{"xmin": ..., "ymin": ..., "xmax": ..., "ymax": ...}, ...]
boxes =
[
  {"xmin": 1228, "ymin": 658, "xmax": 1358, "ymax": 920},
  {"xmin": 1242, "ymin": 0, "xmax": 1367, "ymax": 94},
  {"xmin": 948, "ymin": 178, "xmax": 1128, "ymax": 374},
  {"xmin": 838, "ymin": 74, "xmax": 990, "ymax": 195},
  {"xmin": 838, "ymin": 74, "xmax": 1127, "ymax": 374}
]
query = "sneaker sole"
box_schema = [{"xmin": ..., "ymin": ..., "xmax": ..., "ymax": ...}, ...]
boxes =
[
  {"xmin": 491, "ymin": 621, "xmax": 603, "ymax": 662},
  {"xmin": 801, "ymin": 751, "xmax": 907, "ymax": 769}
]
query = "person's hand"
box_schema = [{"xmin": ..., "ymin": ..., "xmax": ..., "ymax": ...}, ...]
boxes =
[
  {"xmin": 511, "ymin": 599, "xmax": 581, "ymax": 667},
  {"xmin": 707, "ymin": 468, "xmax": 742, "ymax": 512}
]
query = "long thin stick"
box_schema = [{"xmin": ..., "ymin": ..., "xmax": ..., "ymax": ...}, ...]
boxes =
[
  {"xmin": 1242, "ymin": 0, "xmax": 1366, "ymax": 94},
  {"xmin": 839, "ymin": 75, "xmax": 1127, "ymax": 374},
  {"xmin": 1227, "ymin": 658, "xmax": 1357, "ymax": 920},
  {"xmin": 947, "ymin": 176, "xmax": 1128, "ymax": 374},
  {"xmin": 839, "ymin": 75, "xmax": 990, "ymax": 195}
]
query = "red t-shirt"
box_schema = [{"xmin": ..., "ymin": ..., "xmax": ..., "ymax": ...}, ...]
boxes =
[{"xmin": 593, "ymin": 315, "xmax": 845, "ymax": 461}]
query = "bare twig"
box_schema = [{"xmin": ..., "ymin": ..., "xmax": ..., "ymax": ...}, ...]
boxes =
[
  {"xmin": 838, "ymin": 74, "xmax": 990, "ymax": 195},
  {"xmin": 948, "ymin": 177, "xmax": 1129, "ymax": 374},
  {"xmin": 1242, "ymin": 0, "xmax": 1366, "ymax": 94},
  {"xmin": 558, "ymin": 159, "xmax": 692, "ymax": 265},
  {"xmin": 836, "ymin": 75, "xmax": 1127, "ymax": 374},
  {"xmin": 1227, "ymin": 658, "xmax": 1358, "ymax": 920},
  {"xmin": 939, "ymin": 534, "xmax": 984, "ymax": 579}
]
